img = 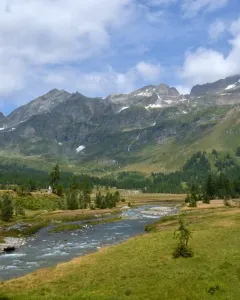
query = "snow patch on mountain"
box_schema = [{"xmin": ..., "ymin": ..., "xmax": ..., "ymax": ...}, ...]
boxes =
[
  {"xmin": 0, "ymin": 127, "xmax": 4, "ymax": 131},
  {"xmin": 136, "ymin": 91, "xmax": 153, "ymax": 97},
  {"xmin": 145, "ymin": 104, "xmax": 162, "ymax": 109},
  {"xmin": 76, "ymin": 145, "xmax": 85, "ymax": 153},
  {"xmin": 164, "ymin": 100, "xmax": 172, "ymax": 104},
  {"xmin": 225, "ymin": 84, "xmax": 236, "ymax": 90},
  {"xmin": 118, "ymin": 106, "xmax": 129, "ymax": 113}
]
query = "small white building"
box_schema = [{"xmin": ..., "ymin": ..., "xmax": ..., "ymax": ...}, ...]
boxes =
[{"xmin": 48, "ymin": 186, "xmax": 53, "ymax": 194}]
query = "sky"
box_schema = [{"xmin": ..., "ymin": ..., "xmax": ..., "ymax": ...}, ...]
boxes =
[{"xmin": 0, "ymin": 0, "xmax": 240, "ymax": 115}]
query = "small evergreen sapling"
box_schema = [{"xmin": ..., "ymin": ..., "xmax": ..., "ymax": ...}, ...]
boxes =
[{"xmin": 173, "ymin": 216, "xmax": 193, "ymax": 258}]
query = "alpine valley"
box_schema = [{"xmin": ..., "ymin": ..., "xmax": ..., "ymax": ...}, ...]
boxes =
[{"xmin": 1, "ymin": 74, "xmax": 240, "ymax": 174}]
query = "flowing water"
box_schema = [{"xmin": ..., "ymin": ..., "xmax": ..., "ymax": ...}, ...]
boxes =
[{"xmin": 0, "ymin": 205, "xmax": 178, "ymax": 281}]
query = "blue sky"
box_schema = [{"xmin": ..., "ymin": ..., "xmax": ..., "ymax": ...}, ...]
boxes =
[{"xmin": 0, "ymin": 0, "xmax": 240, "ymax": 115}]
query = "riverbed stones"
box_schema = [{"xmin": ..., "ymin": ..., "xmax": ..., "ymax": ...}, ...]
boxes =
[{"xmin": 0, "ymin": 237, "xmax": 26, "ymax": 254}]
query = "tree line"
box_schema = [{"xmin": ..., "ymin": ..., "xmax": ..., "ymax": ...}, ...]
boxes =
[
  {"xmin": 0, "ymin": 164, "xmax": 125, "ymax": 222},
  {"xmin": 1, "ymin": 150, "xmax": 240, "ymax": 197}
]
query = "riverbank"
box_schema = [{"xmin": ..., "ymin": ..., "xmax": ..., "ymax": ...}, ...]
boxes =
[{"xmin": 1, "ymin": 203, "xmax": 239, "ymax": 299}]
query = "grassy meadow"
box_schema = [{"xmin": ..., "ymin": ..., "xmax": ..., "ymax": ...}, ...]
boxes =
[{"xmin": 0, "ymin": 202, "xmax": 239, "ymax": 300}]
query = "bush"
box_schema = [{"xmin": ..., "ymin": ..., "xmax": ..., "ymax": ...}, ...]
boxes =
[
  {"xmin": 188, "ymin": 198, "xmax": 197, "ymax": 207},
  {"xmin": 212, "ymin": 149, "xmax": 218, "ymax": 155},
  {"xmin": 14, "ymin": 199, "xmax": 25, "ymax": 216},
  {"xmin": 90, "ymin": 204, "xmax": 95, "ymax": 210},
  {"xmin": 55, "ymin": 184, "xmax": 64, "ymax": 197},
  {"xmin": 203, "ymin": 194, "xmax": 210, "ymax": 204},
  {"xmin": 1, "ymin": 194, "xmax": 14, "ymax": 222}
]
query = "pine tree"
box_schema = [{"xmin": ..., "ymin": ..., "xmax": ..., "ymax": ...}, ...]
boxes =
[
  {"xmin": 114, "ymin": 191, "xmax": 121, "ymax": 203},
  {"xmin": 1, "ymin": 194, "xmax": 14, "ymax": 222},
  {"xmin": 173, "ymin": 216, "xmax": 193, "ymax": 258},
  {"xmin": 95, "ymin": 191, "xmax": 103, "ymax": 209},
  {"xmin": 205, "ymin": 174, "xmax": 216, "ymax": 199},
  {"xmin": 49, "ymin": 164, "xmax": 60, "ymax": 194},
  {"xmin": 66, "ymin": 190, "xmax": 79, "ymax": 210}
]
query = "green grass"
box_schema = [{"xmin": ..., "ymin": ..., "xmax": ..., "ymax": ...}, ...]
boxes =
[
  {"xmin": 144, "ymin": 214, "xmax": 178, "ymax": 232},
  {"xmin": 0, "ymin": 207, "xmax": 239, "ymax": 300}
]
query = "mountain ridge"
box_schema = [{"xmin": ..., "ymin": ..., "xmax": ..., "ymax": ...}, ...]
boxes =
[{"xmin": 0, "ymin": 74, "xmax": 240, "ymax": 174}]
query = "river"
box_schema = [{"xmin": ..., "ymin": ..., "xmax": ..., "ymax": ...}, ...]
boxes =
[{"xmin": 0, "ymin": 205, "xmax": 178, "ymax": 281}]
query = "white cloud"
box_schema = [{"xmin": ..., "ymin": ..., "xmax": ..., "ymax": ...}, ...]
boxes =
[
  {"xmin": 230, "ymin": 18, "xmax": 240, "ymax": 36},
  {"xmin": 208, "ymin": 20, "xmax": 226, "ymax": 40},
  {"xmin": 135, "ymin": 62, "xmax": 161, "ymax": 81},
  {"xmin": 175, "ymin": 85, "xmax": 191, "ymax": 95},
  {"xmin": 0, "ymin": 0, "xmax": 133, "ymax": 65},
  {"xmin": 0, "ymin": 0, "xmax": 134, "ymax": 98},
  {"xmin": 182, "ymin": 0, "xmax": 230, "ymax": 18},
  {"xmin": 147, "ymin": 0, "xmax": 177, "ymax": 6},
  {"xmin": 0, "ymin": 0, "xmax": 167, "ymax": 107},
  {"xmin": 180, "ymin": 32, "xmax": 240, "ymax": 85},
  {"xmin": 42, "ymin": 61, "xmax": 161, "ymax": 97},
  {"xmin": 0, "ymin": 55, "xmax": 27, "ymax": 96}
]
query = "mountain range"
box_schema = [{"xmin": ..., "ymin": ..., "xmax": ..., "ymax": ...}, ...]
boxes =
[{"xmin": 1, "ymin": 74, "xmax": 240, "ymax": 174}]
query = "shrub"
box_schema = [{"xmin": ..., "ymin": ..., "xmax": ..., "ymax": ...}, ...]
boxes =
[
  {"xmin": 14, "ymin": 199, "xmax": 25, "ymax": 216},
  {"xmin": 212, "ymin": 149, "xmax": 218, "ymax": 155},
  {"xmin": 188, "ymin": 198, "xmax": 197, "ymax": 207},
  {"xmin": 203, "ymin": 194, "xmax": 210, "ymax": 204},
  {"xmin": 1, "ymin": 194, "xmax": 14, "ymax": 222},
  {"xmin": 90, "ymin": 204, "xmax": 95, "ymax": 210}
]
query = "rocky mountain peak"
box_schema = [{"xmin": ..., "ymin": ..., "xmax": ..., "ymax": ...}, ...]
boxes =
[
  {"xmin": 105, "ymin": 83, "xmax": 181, "ymax": 112},
  {"xmin": 190, "ymin": 75, "xmax": 240, "ymax": 97},
  {"xmin": 154, "ymin": 84, "xmax": 180, "ymax": 96},
  {"xmin": 4, "ymin": 89, "xmax": 72, "ymax": 128}
]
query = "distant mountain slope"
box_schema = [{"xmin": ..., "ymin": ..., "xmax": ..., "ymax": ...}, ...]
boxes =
[
  {"xmin": 191, "ymin": 75, "xmax": 240, "ymax": 97},
  {"xmin": 0, "ymin": 75, "xmax": 240, "ymax": 174}
]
